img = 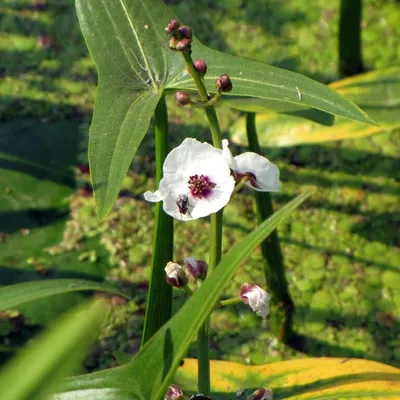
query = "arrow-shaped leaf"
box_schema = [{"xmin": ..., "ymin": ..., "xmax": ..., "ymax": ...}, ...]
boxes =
[{"xmin": 76, "ymin": 0, "xmax": 374, "ymax": 220}]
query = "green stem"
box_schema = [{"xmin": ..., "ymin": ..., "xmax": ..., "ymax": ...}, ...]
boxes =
[
  {"xmin": 339, "ymin": 0, "xmax": 364, "ymax": 78},
  {"xmin": 141, "ymin": 96, "xmax": 173, "ymax": 346},
  {"xmin": 182, "ymin": 50, "xmax": 223, "ymax": 395},
  {"xmin": 219, "ymin": 297, "xmax": 241, "ymax": 307},
  {"xmin": 246, "ymin": 112, "xmax": 294, "ymax": 344},
  {"xmin": 183, "ymin": 52, "xmax": 222, "ymax": 149},
  {"xmin": 231, "ymin": 176, "xmax": 250, "ymax": 197}
]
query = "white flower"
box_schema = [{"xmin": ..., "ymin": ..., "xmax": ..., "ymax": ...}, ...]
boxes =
[
  {"xmin": 222, "ymin": 140, "xmax": 281, "ymax": 192},
  {"xmin": 144, "ymin": 138, "xmax": 235, "ymax": 221},
  {"xmin": 240, "ymin": 283, "xmax": 271, "ymax": 319}
]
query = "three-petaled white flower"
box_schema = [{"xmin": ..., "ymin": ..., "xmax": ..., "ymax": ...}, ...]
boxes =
[
  {"xmin": 222, "ymin": 140, "xmax": 281, "ymax": 192},
  {"xmin": 240, "ymin": 283, "xmax": 271, "ymax": 319},
  {"xmin": 144, "ymin": 138, "xmax": 235, "ymax": 221}
]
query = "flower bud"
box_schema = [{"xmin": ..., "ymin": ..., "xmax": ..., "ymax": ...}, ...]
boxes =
[
  {"xmin": 164, "ymin": 384, "xmax": 184, "ymax": 400},
  {"xmin": 193, "ymin": 59, "xmax": 207, "ymax": 75},
  {"xmin": 178, "ymin": 25, "xmax": 192, "ymax": 39},
  {"xmin": 240, "ymin": 283, "xmax": 271, "ymax": 319},
  {"xmin": 165, "ymin": 19, "xmax": 180, "ymax": 35},
  {"xmin": 184, "ymin": 257, "xmax": 208, "ymax": 280},
  {"xmin": 215, "ymin": 74, "xmax": 233, "ymax": 93},
  {"xmin": 169, "ymin": 37, "xmax": 179, "ymax": 51},
  {"xmin": 174, "ymin": 91, "xmax": 191, "ymax": 106},
  {"xmin": 247, "ymin": 388, "xmax": 273, "ymax": 400},
  {"xmin": 165, "ymin": 262, "xmax": 188, "ymax": 288},
  {"xmin": 176, "ymin": 37, "xmax": 192, "ymax": 52}
]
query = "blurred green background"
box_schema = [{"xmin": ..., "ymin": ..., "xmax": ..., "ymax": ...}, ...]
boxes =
[{"xmin": 0, "ymin": 0, "xmax": 399, "ymax": 370}]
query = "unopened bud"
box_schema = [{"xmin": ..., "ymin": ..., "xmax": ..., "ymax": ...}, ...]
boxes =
[
  {"xmin": 215, "ymin": 74, "xmax": 233, "ymax": 93},
  {"xmin": 174, "ymin": 91, "xmax": 191, "ymax": 106},
  {"xmin": 176, "ymin": 37, "xmax": 192, "ymax": 52},
  {"xmin": 184, "ymin": 257, "xmax": 208, "ymax": 280},
  {"xmin": 169, "ymin": 37, "xmax": 179, "ymax": 51},
  {"xmin": 193, "ymin": 59, "xmax": 207, "ymax": 75},
  {"xmin": 165, "ymin": 262, "xmax": 188, "ymax": 288},
  {"xmin": 165, "ymin": 19, "xmax": 180, "ymax": 35},
  {"xmin": 247, "ymin": 388, "xmax": 273, "ymax": 400},
  {"xmin": 164, "ymin": 384, "xmax": 184, "ymax": 400},
  {"xmin": 178, "ymin": 25, "xmax": 192, "ymax": 39}
]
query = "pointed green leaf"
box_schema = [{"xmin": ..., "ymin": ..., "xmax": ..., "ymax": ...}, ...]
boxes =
[
  {"xmin": 0, "ymin": 300, "xmax": 106, "ymax": 400},
  {"xmin": 77, "ymin": 0, "xmax": 373, "ymax": 219},
  {"xmin": 0, "ymin": 279, "xmax": 128, "ymax": 311},
  {"xmin": 55, "ymin": 189, "xmax": 315, "ymax": 400},
  {"xmin": 75, "ymin": 0, "xmax": 171, "ymax": 219},
  {"xmin": 231, "ymin": 66, "xmax": 400, "ymax": 147},
  {"xmin": 167, "ymin": 40, "xmax": 375, "ymax": 126}
]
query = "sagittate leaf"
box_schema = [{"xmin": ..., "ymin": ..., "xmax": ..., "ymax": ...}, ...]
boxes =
[
  {"xmin": 0, "ymin": 300, "xmax": 107, "ymax": 400},
  {"xmin": 0, "ymin": 279, "xmax": 128, "ymax": 311},
  {"xmin": 175, "ymin": 357, "xmax": 400, "ymax": 399},
  {"xmin": 55, "ymin": 189, "xmax": 314, "ymax": 400},
  {"xmin": 230, "ymin": 66, "xmax": 400, "ymax": 147},
  {"xmin": 76, "ymin": 0, "xmax": 373, "ymax": 220}
]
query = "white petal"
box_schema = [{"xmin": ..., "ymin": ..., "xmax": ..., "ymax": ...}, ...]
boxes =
[
  {"xmin": 221, "ymin": 139, "xmax": 236, "ymax": 168},
  {"xmin": 234, "ymin": 152, "xmax": 281, "ymax": 192},
  {"xmin": 163, "ymin": 138, "xmax": 214, "ymax": 176},
  {"xmin": 143, "ymin": 190, "xmax": 163, "ymax": 202}
]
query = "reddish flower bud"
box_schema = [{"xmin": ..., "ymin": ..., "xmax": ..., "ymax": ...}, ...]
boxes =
[
  {"xmin": 174, "ymin": 91, "xmax": 191, "ymax": 106},
  {"xmin": 165, "ymin": 19, "xmax": 180, "ymax": 35},
  {"xmin": 165, "ymin": 262, "xmax": 188, "ymax": 288},
  {"xmin": 248, "ymin": 388, "xmax": 273, "ymax": 400},
  {"xmin": 178, "ymin": 25, "xmax": 192, "ymax": 39},
  {"xmin": 176, "ymin": 37, "xmax": 192, "ymax": 52},
  {"xmin": 164, "ymin": 384, "xmax": 184, "ymax": 400},
  {"xmin": 184, "ymin": 257, "xmax": 208, "ymax": 280},
  {"xmin": 215, "ymin": 74, "xmax": 233, "ymax": 93},
  {"xmin": 193, "ymin": 59, "xmax": 207, "ymax": 75}
]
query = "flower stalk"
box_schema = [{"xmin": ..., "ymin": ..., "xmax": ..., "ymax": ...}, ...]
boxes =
[
  {"xmin": 245, "ymin": 112, "xmax": 294, "ymax": 343},
  {"xmin": 181, "ymin": 41, "xmax": 224, "ymax": 396}
]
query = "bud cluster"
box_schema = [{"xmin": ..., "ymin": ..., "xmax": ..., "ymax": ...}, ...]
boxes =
[
  {"xmin": 165, "ymin": 258, "xmax": 208, "ymax": 288},
  {"xmin": 165, "ymin": 19, "xmax": 193, "ymax": 52}
]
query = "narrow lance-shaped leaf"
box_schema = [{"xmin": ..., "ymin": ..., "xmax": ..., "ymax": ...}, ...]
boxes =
[
  {"xmin": 0, "ymin": 279, "xmax": 128, "ymax": 311},
  {"xmin": 0, "ymin": 300, "xmax": 107, "ymax": 400},
  {"xmin": 76, "ymin": 0, "xmax": 374, "ymax": 220},
  {"xmin": 55, "ymin": 189, "xmax": 315, "ymax": 400}
]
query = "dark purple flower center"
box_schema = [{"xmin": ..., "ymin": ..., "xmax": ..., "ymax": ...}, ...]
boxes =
[{"xmin": 188, "ymin": 174, "xmax": 216, "ymax": 198}]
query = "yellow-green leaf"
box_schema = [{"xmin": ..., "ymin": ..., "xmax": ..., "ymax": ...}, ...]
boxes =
[
  {"xmin": 230, "ymin": 66, "xmax": 400, "ymax": 147},
  {"xmin": 175, "ymin": 357, "xmax": 400, "ymax": 399}
]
